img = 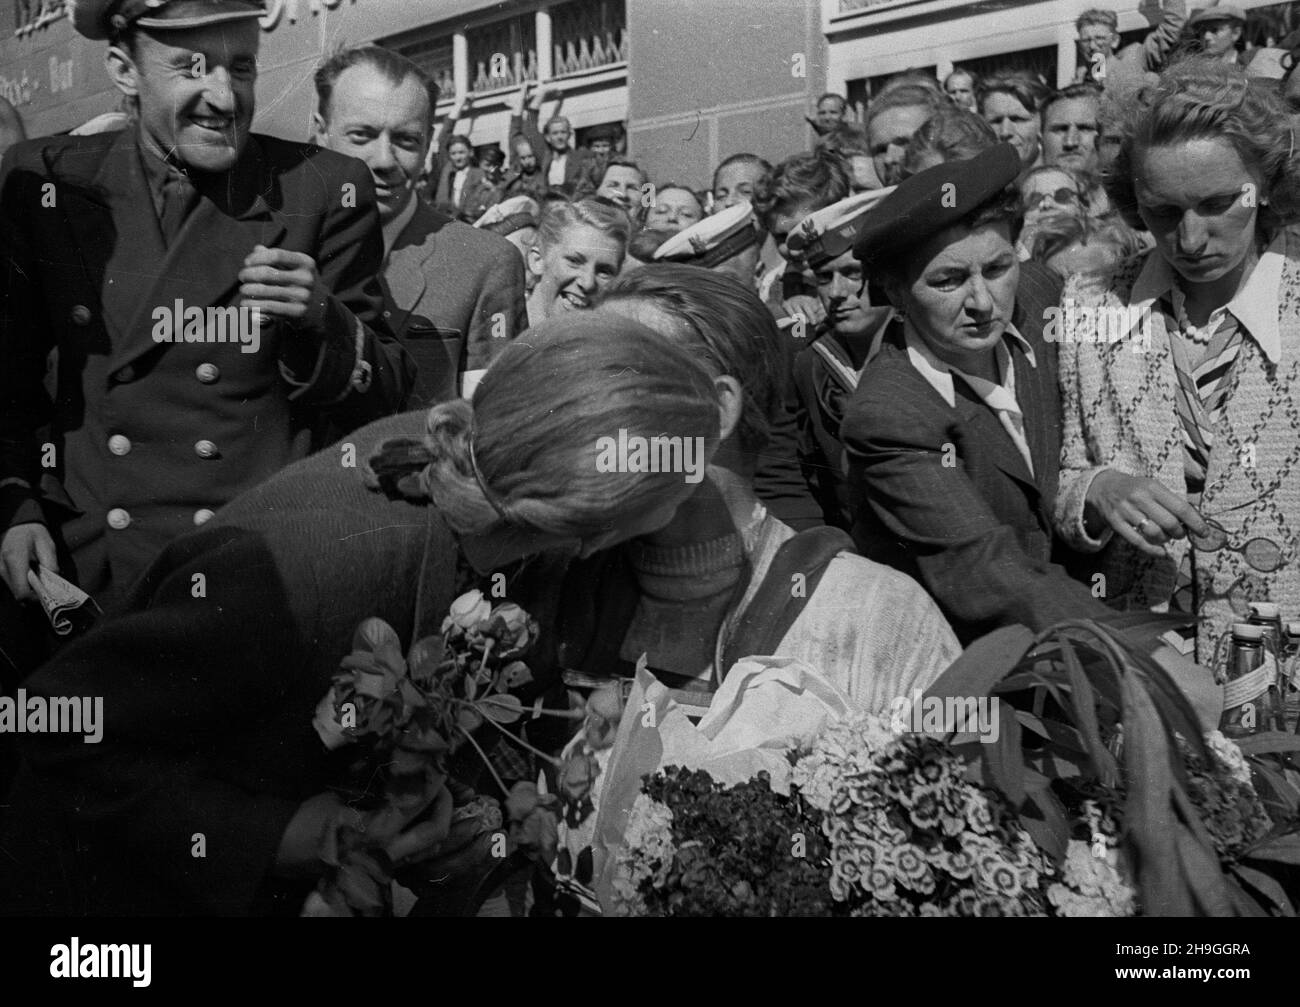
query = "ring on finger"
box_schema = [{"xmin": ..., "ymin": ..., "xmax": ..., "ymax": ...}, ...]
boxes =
[{"xmin": 1135, "ymin": 518, "xmax": 1158, "ymax": 537}]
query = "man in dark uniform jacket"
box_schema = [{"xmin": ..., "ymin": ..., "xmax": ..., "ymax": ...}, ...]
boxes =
[
  {"xmin": 311, "ymin": 46, "xmax": 527, "ymax": 407},
  {"xmin": 784, "ymin": 190, "xmax": 895, "ymax": 529},
  {"xmin": 0, "ymin": 0, "xmax": 412, "ymax": 642}
]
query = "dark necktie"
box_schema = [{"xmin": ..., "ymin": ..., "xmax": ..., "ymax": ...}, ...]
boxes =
[{"xmin": 159, "ymin": 169, "xmax": 197, "ymax": 246}]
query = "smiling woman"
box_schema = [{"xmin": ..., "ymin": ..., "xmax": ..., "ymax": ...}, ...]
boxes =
[{"xmin": 526, "ymin": 197, "xmax": 630, "ymax": 324}]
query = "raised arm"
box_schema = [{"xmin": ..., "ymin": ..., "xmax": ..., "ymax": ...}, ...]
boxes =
[{"xmin": 1136, "ymin": 0, "xmax": 1187, "ymax": 70}]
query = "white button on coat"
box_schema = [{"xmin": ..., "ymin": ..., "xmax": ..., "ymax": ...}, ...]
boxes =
[
  {"xmin": 193, "ymin": 509, "xmax": 216, "ymax": 525},
  {"xmin": 106, "ymin": 508, "xmax": 131, "ymax": 530},
  {"xmin": 107, "ymin": 434, "xmax": 131, "ymax": 456},
  {"xmin": 194, "ymin": 440, "xmax": 218, "ymax": 459},
  {"xmin": 195, "ymin": 363, "xmax": 220, "ymax": 384}
]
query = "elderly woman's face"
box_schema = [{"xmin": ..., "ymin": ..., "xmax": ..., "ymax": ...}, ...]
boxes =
[
  {"xmin": 1134, "ymin": 137, "xmax": 1261, "ymax": 289},
  {"xmin": 981, "ymin": 92, "xmax": 1040, "ymax": 169},
  {"xmin": 896, "ymin": 221, "xmax": 1019, "ymax": 367}
]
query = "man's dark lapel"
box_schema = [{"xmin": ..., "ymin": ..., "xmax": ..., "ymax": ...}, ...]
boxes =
[{"xmin": 98, "ymin": 133, "xmax": 288, "ymax": 371}]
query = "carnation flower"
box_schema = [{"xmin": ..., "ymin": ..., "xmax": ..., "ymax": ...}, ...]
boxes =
[
  {"xmin": 894, "ymin": 844, "xmax": 928, "ymax": 882},
  {"xmin": 1204, "ymin": 730, "xmax": 1252, "ymax": 787},
  {"xmin": 964, "ymin": 792, "xmax": 996, "ymax": 834},
  {"xmin": 1047, "ymin": 839, "xmax": 1135, "ymax": 917},
  {"xmin": 611, "ymin": 793, "xmax": 676, "ymax": 916},
  {"xmin": 944, "ymin": 848, "xmax": 976, "ymax": 880},
  {"xmin": 864, "ymin": 866, "xmax": 897, "ymax": 900}
]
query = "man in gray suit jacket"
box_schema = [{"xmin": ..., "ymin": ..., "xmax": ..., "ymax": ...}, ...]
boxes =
[{"xmin": 313, "ymin": 45, "xmax": 528, "ymax": 406}]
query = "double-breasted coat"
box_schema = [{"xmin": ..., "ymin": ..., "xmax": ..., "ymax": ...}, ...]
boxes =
[{"xmin": 0, "ymin": 128, "xmax": 414, "ymax": 605}]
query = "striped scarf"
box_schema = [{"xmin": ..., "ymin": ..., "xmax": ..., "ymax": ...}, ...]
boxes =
[
  {"xmin": 1164, "ymin": 292, "xmax": 1246, "ymax": 496},
  {"xmin": 1163, "ymin": 293, "xmax": 1245, "ymax": 618}
]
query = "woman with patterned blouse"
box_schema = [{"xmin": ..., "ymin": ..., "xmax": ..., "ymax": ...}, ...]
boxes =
[{"xmin": 1055, "ymin": 58, "xmax": 1300, "ymax": 661}]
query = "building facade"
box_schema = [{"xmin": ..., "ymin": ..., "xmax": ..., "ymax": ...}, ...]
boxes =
[{"xmin": 5, "ymin": 0, "xmax": 1300, "ymax": 190}]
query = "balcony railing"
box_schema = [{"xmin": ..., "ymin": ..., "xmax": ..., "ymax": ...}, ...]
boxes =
[
  {"xmin": 467, "ymin": 16, "xmax": 537, "ymax": 92},
  {"xmin": 551, "ymin": 0, "xmax": 627, "ymax": 77},
  {"xmin": 386, "ymin": 0, "xmax": 629, "ymax": 104},
  {"xmin": 395, "ymin": 35, "xmax": 456, "ymax": 102}
]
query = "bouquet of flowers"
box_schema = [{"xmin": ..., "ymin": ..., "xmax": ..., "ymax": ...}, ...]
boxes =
[
  {"xmin": 305, "ymin": 590, "xmax": 567, "ymax": 916},
  {"xmin": 610, "ymin": 767, "xmax": 834, "ymax": 917},
  {"xmin": 604, "ymin": 617, "xmax": 1300, "ymax": 917},
  {"xmin": 792, "ymin": 713, "xmax": 1052, "ymax": 916}
]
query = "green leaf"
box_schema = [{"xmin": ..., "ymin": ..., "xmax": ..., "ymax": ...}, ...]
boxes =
[
  {"xmin": 457, "ymin": 706, "xmax": 483, "ymax": 733},
  {"xmin": 1057, "ymin": 631, "xmax": 1117, "ymax": 786},
  {"xmin": 1230, "ymin": 864, "xmax": 1295, "ymax": 916},
  {"xmin": 1121, "ymin": 673, "xmax": 1192, "ymax": 916},
  {"xmin": 1020, "ymin": 786, "xmax": 1068, "ymax": 863},
  {"xmin": 1102, "ymin": 610, "xmax": 1197, "ymax": 655},
  {"xmin": 477, "ymin": 694, "xmax": 524, "ymax": 724},
  {"xmin": 1237, "ymin": 732, "xmax": 1300, "ymax": 756},
  {"xmin": 407, "ymin": 635, "xmax": 446, "ymax": 680},
  {"xmin": 1014, "ymin": 709, "xmax": 1051, "ymax": 739},
  {"xmin": 1250, "ymin": 764, "xmax": 1300, "ymax": 818},
  {"xmin": 1024, "ymin": 749, "xmax": 1086, "ymax": 780},
  {"xmin": 1222, "ymin": 874, "xmax": 1270, "ymax": 918},
  {"xmin": 352, "ymin": 616, "xmax": 402, "ymax": 655},
  {"xmin": 924, "ymin": 624, "xmax": 1035, "ymax": 702},
  {"xmin": 1175, "ymin": 824, "xmax": 1238, "ymax": 916},
  {"xmin": 1241, "ymin": 833, "xmax": 1300, "ymax": 866},
  {"xmin": 986, "ymin": 706, "xmax": 1025, "ymax": 806}
]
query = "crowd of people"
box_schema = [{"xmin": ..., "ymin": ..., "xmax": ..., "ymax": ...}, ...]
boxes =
[{"xmin": 0, "ymin": 0, "xmax": 1295, "ymax": 915}]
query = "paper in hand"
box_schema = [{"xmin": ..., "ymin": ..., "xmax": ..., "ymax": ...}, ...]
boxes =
[{"xmin": 26, "ymin": 566, "xmax": 102, "ymax": 637}]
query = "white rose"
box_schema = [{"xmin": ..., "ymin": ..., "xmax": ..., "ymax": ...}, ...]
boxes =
[{"xmin": 445, "ymin": 589, "xmax": 492, "ymax": 631}]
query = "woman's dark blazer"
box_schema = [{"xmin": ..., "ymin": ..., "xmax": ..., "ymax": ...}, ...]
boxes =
[{"xmin": 841, "ymin": 262, "xmax": 1107, "ymax": 644}]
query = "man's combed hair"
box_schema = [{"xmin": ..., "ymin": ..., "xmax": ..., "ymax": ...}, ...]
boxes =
[
  {"xmin": 314, "ymin": 45, "xmax": 439, "ymax": 123},
  {"xmin": 712, "ymin": 152, "xmax": 773, "ymax": 191},
  {"xmin": 1042, "ymin": 81, "xmax": 1103, "ymax": 121},
  {"xmin": 903, "ymin": 106, "xmax": 997, "ymax": 176},
  {"xmin": 752, "ymin": 149, "xmax": 850, "ymax": 230},
  {"xmin": 1076, "ymin": 8, "xmax": 1119, "ymax": 33},
  {"xmin": 866, "ymin": 83, "xmax": 944, "ymax": 127},
  {"xmin": 976, "ymin": 72, "xmax": 1051, "ymax": 116},
  {"xmin": 1106, "ymin": 57, "xmax": 1300, "ymax": 232}
]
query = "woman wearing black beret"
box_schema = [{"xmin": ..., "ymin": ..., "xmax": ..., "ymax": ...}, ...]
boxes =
[{"xmin": 840, "ymin": 142, "xmax": 1221, "ymax": 728}]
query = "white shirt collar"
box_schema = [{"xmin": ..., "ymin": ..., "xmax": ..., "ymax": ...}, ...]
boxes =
[
  {"xmin": 903, "ymin": 321, "xmax": 1035, "ymax": 409},
  {"xmin": 1129, "ymin": 232, "xmax": 1284, "ymax": 363},
  {"xmin": 903, "ymin": 320, "xmax": 1038, "ymax": 476}
]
